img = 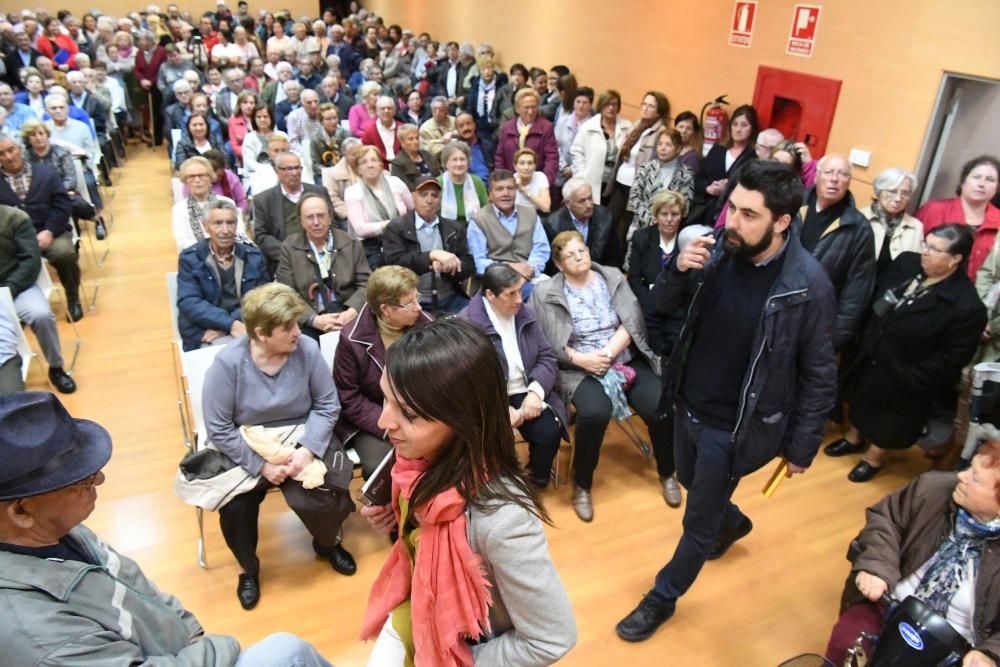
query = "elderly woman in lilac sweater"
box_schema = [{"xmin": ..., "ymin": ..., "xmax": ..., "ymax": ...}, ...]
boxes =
[{"xmin": 459, "ymin": 263, "xmax": 568, "ymax": 488}]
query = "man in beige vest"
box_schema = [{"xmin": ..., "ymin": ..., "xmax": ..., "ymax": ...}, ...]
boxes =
[{"xmin": 467, "ymin": 169, "xmax": 550, "ymax": 296}]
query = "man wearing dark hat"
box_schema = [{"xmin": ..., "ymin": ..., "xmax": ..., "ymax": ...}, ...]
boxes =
[
  {"xmin": 0, "ymin": 392, "xmax": 332, "ymax": 666},
  {"xmin": 382, "ymin": 175, "xmax": 473, "ymax": 313}
]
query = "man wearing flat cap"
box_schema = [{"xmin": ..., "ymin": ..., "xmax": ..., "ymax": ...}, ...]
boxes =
[
  {"xmin": 382, "ymin": 175, "xmax": 474, "ymax": 314},
  {"xmin": 0, "ymin": 392, "xmax": 332, "ymax": 666}
]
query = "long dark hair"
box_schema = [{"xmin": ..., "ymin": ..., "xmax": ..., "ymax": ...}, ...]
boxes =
[
  {"xmin": 620, "ymin": 90, "xmax": 670, "ymax": 159},
  {"xmin": 724, "ymin": 104, "xmax": 759, "ymax": 149},
  {"xmin": 384, "ymin": 318, "xmax": 550, "ymax": 525}
]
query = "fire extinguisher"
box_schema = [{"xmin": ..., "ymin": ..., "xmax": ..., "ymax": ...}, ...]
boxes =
[{"xmin": 700, "ymin": 95, "xmax": 730, "ymax": 151}]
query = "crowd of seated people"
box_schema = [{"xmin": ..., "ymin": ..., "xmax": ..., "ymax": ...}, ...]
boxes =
[{"xmin": 3, "ymin": 3, "xmax": 1000, "ymax": 665}]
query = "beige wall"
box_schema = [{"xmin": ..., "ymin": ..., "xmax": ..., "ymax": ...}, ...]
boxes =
[{"xmin": 368, "ymin": 0, "xmax": 1000, "ymax": 193}]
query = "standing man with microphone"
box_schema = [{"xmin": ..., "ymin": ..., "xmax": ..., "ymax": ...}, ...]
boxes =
[{"xmin": 615, "ymin": 160, "xmax": 838, "ymax": 641}]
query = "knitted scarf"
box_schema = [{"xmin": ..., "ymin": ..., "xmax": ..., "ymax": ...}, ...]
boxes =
[
  {"xmin": 360, "ymin": 173, "xmax": 401, "ymax": 223},
  {"xmin": 913, "ymin": 507, "xmax": 1000, "ymax": 615},
  {"xmin": 871, "ymin": 200, "xmax": 904, "ymax": 233},
  {"xmin": 360, "ymin": 455, "xmax": 492, "ymax": 666},
  {"xmin": 185, "ymin": 192, "xmax": 218, "ymax": 242},
  {"xmin": 440, "ymin": 174, "xmax": 481, "ymax": 221}
]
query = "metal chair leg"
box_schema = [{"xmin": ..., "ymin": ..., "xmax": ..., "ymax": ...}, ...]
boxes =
[
  {"xmin": 616, "ymin": 416, "xmax": 653, "ymax": 460},
  {"xmin": 196, "ymin": 507, "xmax": 208, "ymax": 569}
]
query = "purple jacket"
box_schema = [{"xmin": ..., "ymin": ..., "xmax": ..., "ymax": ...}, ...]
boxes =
[
  {"xmin": 332, "ymin": 304, "xmax": 433, "ymax": 442},
  {"xmin": 459, "ymin": 294, "xmax": 569, "ymax": 438},
  {"xmin": 494, "ymin": 116, "xmax": 560, "ymax": 184}
]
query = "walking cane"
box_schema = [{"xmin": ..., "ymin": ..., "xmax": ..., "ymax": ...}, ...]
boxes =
[{"xmin": 147, "ymin": 91, "xmax": 155, "ymax": 149}]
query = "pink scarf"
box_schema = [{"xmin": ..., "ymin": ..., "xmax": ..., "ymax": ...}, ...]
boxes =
[{"xmin": 360, "ymin": 455, "xmax": 492, "ymax": 666}]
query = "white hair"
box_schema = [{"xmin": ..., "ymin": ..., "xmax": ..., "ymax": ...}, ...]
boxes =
[
  {"xmin": 562, "ymin": 177, "xmax": 591, "ymax": 201},
  {"xmin": 282, "ymin": 79, "xmax": 302, "ymax": 93},
  {"xmin": 873, "ymin": 167, "xmax": 918, "ymax": 194}
]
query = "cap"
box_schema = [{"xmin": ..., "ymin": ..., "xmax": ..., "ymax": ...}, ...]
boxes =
[{"xmin": 413, "ymin": 175, "xmax": 442, "ymax": 192}]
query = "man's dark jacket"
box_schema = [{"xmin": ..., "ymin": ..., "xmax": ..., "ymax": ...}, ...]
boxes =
[
  {"xmin": 543, "ymin": 205, "xmax": 619, "ymax": 273},
  {"xmin": 654, "ymin": 225, "xmax": 837, "ymax": 477},
  {"xmin": 0, "ymin": 162, "xmax": 72, "ymax": 237},
  {"xmin": 799, "ymin": 189, "xmax": 876, "ymax": 350},
  {"xmin": 382, "ymin": 211, "xmax": 474, "ymax": 298}
]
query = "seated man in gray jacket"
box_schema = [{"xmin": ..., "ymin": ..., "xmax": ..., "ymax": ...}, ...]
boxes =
[{"xmin": 0, "ymin": 392, "xmax": 331, "ymax": 667}]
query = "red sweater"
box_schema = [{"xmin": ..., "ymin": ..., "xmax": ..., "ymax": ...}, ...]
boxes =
[{"xmin": 918, "ymin": 197, "xmax": 1000, "ymax": 278}]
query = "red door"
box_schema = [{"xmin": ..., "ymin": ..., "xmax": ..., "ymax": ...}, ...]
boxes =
[{"xmin": 752, "ymin": 66, "xmax": 842, "ymax": 157}]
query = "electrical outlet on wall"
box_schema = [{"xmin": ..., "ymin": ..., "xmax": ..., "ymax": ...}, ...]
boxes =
[{"xmin": 849, "ymin": 149, "xmax": 871, "ymax": 168}]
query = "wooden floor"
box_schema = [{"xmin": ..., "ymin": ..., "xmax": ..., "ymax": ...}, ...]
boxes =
[{"xmin": 37, "ymin": 146, "xmax": 931, "ymax": 666}]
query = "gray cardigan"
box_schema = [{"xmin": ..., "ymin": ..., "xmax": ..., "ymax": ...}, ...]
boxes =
[
  {"xmin": 529, "ymin": 263, "xmax": 659, "ymax": 404},
  {"xmin": 203, "ymin": 335, "xmax": 341, "ymax": 477},
  {"xmin": 467, "ymin": 492, "xmax": 577, "ymax": 666}
]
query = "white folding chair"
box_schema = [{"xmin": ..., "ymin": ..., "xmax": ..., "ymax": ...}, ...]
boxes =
[
  {"xmin": 178, "ymin": 344, "xmax": 226, "ymax": 569},
  {"xmin": 318, "ymin": 330, "xmax": 341, "ymax": 372},
  {"xmin": 171, "ymin": 176, "xmax": 185, "ymax": 204},
  {"xmin": 72, "ymin": 156, "xmax": 110, "ymax": 270},
  {"xmin": 0, "ymin": 286, "xmax": 35, "ymax": 383},
  {"xmin": 166, "ymin": 272, "xmax": 181, "ymax": 343},
  {"xmin": 318, "ymin": 331, "xmax": 361, "ymax": 469},
  {"xmin": 170, "ymin": 128, "xmax": 182, "ymax": 166},
  {"xmin": 38, "ymin": 261, "xmax": 82, "ymax": 373}
]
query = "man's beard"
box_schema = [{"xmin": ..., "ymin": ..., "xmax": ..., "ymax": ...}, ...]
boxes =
[{"xmin": 723, "ymin": 223, "xmax": 775, "ymax": 260}]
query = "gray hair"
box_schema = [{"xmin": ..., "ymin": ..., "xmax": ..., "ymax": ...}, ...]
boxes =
[
  {"xmin": 173, "ymin": 78, "xmax": 192, "ymax": 93},
  {"xmin": 300, "ymin": 88, "xmax": 319, "ymax": 101},
  {"xmin": 341, "ymin": 137, "xmax": 362, "ymax": 152},
  {"xmin": 397, "ymin": 123, "xmax": 419, "ymax": 140},
  {"xmin": 66, "ymin": 70, "xmax": 85, "ymax": 84},
  {"xmin": 441, "ymin": 140, "xmax": 471, "ymax": 164},
  {"xmin": 205, "ymin": 199, "xmax": 238, "ymax": 218},
  {"xmin": 138, "ymin": 29, "xmax": 155, "ymax": 42},
  {"xmin": 376, "ymin": 95, "xmax": 395, "ymax": 110},
  {"xmin": 817, "ymin": 153, "xmax": 851, "ymax": 175},
  {"xmin": 430, "ymin": 95, "xmax": 448, "ymax": 109},
  {"xmin": 0, "ymin": 133, "xmax": 16, "ymax": 146},
  {"xmin": 873, "ymin": 167, "xmax": 918, "ymax": 195},
  {"xmin": 562, "ymin": 177, "xmax": 591, "ymax": 201},
  {"xmin": 358, "ymin": 80, "xmax": 381, "ymax": 99},
  {"xmin": 282, "ymin": 79, "xmax": 302, "ymax": 93},
  {"xmin": 274, "ymin": 150, "xmax": 301, "ymax": 166},
  {"xmin": 275, "ymin": 61, "xmax": 293, "ymax": 74}
]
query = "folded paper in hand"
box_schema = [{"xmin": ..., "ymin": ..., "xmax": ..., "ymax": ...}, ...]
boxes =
[{"xmin": 240, "ymin": 423, "xmax": 327, "ymax": 489}]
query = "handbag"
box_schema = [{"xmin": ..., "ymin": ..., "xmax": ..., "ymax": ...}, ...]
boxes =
[
  {"xmin": 173, "ymin": 445, "xmax": 260, "ymax": 511},
  {"xmin": 69, "ymin": 193, "xmax": 96, "ymax": 220}
]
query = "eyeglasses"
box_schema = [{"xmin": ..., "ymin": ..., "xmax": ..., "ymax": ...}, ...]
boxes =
[
  {"xmin": 278, "ymin": 165, "xmax": 303, "ymax": 172},
  {"xmin": 393, "ymin": 293, "xmax": 424, "ymax": 310},
  {"xmin": 819, "ymin": 169, "xmax": 851, "ymax": 180},
  {"xmin": 882, "ymin": 189, "xmax": 912, "ymax": 200},
  {"xmin": 185, "ymin": 172, "xmax": 211, "ymax": 180},
  {"xmin": 921, "ymin": 241, "xmax": 952, "ymax": 256}
]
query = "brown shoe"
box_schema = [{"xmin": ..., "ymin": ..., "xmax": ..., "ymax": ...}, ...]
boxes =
[
  {"xmin": 660, "ymin": 475, "xmax": 682, "ymax": 508},
  {"xmin": 572, "ymin": 486, "xmax": 593, "ymax": 522}
]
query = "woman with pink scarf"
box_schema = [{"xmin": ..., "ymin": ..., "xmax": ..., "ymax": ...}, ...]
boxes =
[{"xmin": 360, "ymin": 318, "xmax": 576, "ymax": 666}]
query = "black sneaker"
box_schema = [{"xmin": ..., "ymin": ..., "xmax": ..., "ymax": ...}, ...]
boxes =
[
  {"xmin": 615, "ymin": 595, "xmax": 675, "ymax": 642},
  {"xmin": 706, "ymin": 515, "xmax": 753, "ymax": 560}
]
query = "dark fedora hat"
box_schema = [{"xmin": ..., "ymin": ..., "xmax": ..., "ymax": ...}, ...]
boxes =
[{"xmin": 0, "ymin": 392, "xmax": 112, "ymax": 501}]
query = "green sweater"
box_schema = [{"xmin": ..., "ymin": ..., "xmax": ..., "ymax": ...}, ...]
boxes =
[{"xmin": 0, "ymin": 205, "xmax": 41, "ymax": 298}]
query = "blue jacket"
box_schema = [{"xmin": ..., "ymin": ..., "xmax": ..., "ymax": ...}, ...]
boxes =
[
  {"xmin": 654, "ymin": 226, "xmax": 837, "ymax": 477},
  {"xmin": 176, "ymin": 239, "xmax": 270, "ymax": 351}
]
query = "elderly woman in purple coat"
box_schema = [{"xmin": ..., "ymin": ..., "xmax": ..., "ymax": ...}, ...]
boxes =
[
  {"xmin": 459, "ymin": 263, "xmax": 568, "ymax": 488},
  {"xmin": 332, "ymin": 265, "xmax": 432, "ymax": 478}
]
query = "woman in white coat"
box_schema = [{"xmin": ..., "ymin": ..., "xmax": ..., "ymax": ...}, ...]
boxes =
[{"xmin": 570, "ymin": 90, "xmax": 632, "ymax": 206}]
